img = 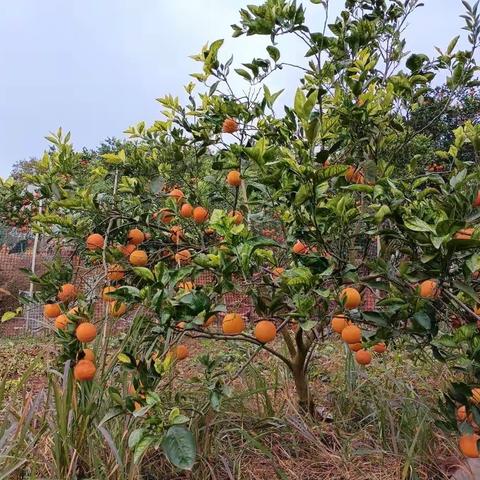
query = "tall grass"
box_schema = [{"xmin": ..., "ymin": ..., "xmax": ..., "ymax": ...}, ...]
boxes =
[
  {"xmin": 0, "ymin": 366, "xmax": 48, "ymax": 479},
  {"xmin": 333, "ymin": 344, "xmax": 455, "ymax": 479},
  {"xmin": 0, "ymin": 335, "xmax": 459, "ymax": 479}
]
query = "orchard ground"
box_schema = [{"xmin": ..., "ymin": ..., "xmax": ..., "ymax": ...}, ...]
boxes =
[{"xmin": 0, "ymin": 332, "xmax": 469, "ymax": 479}]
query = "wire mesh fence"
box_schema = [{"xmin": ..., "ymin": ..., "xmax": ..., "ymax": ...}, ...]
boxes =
[{"xmin": 0, "ymin": 226, "xmax": 378, "ymax": 337}]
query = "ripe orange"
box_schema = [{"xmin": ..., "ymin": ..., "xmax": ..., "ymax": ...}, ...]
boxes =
[
  {"xmin": 227, "ymin": 171, "xmax": 241, "ymax": 187},
  {"xmin": 44, "ymin": 303, "xmax": 61, "ymax": 319},
  {"xmin": 222, "ymin": 313, "xmax": 245, "ymax": 335},
  {"xmin": 455, "ymin": 228, "xmax": 475, "ymax": 240},
  {"xmin": 419, "ymin": 279, "xmax": 438, "ymax": 298},
  {"xmin": 355, "ymin": 349, "xmax": 372, "ymax": 365},
  {"xmin": 157, "ymin": 208, "xmax": 175, "ymax": 224},
  {"xmin": 170, "ymin": 225, "xmax": 184, "ymax": 243},
  {"xmin": 340, "ymin": 287, "xmax": 362, "ymax": 309},
  {"xmin": 292, "ymin": 240, "xmax": 308, "ymax": 254},
  {"xmin": 58, "ymin": 283, "xmax": 77, "ymax": 303},
  {"xmin": 175, "ymin": 344, "xmax": 189, "ymax": 360},
  {"xmin": 373, "ymin": 343, "xmax": 386, "ymax": 353},
  {"xmin": 222, "ymin": 118, "xmax": 238, "ymax": 134},
  {"xmin": 193, "ymin": 206, "xmax": 209, "ymax": 224},
  {"xmin": 175, "ymin": 249, "xmax": 191, "ymax": 264},
  {"xmin": 127, "ymin": 228, "xmax": 145, "ymax": 245},
  {"xmin": 349, "ymin": 342, "xmax": 363, "ymax": 352},
  {"xmin": 341, "ymin": 324, "xmax": 362, "ymax": 344},
  {"xmin": 228, "ymin": 210, "xmax": 244, "ymax": 225},
  {"xmin": 345, "ymin": 165, "xmax": 356, "ymax": 182},
  {"xmin": 76, "ymin": 322, "xmax": 97, "ymax": 343},
  {"xmin": 254, "ymin": 320, "xmax": 277, "ymax": 343},
  {"xmin": 129, "ymin": 250, "xmax": 148, "ymax": 266},
  {"xmin": 474, "ymin": 192, "xmax": 480, "ymax": 208},
  {"xmin": 118, "ymin": 243, "xmax": 136, "ymax": 257},
  {"xmin": 345, "ymin": 165, "xmax": 365, "ymax": 184},
  {"xmin": 82, "ymin": 348, "xmax": 95, "ymax": 362},
  {"xmin": 204, "ymin": 315, "xmax": 216, "ymax": 327},
  {"xmin": 459, "ymin": 434, "xmax": 480, "ymax": 458},
  {"xmin": 55, "ymin": 314, "xmax": 69, "ymax": 330},
  {"xmin": 102, "ymin": 286, "xmax": 117, "ymax": 302},
  {"xmin": 86, "ymin": 233, "xmax": 104, "ymax": 251},
  {"xmin": 178, "ymin": 281, "xmax": 194, "ymax": 292},
  {"xmin": 107, "ymin": 264, "xmax": 126, "ymax": 281},
  {"xmin": 331, "ymin": 314, "xmax": 348, "ymax": 334},
  {"xmin": 169, "ymin": 188, "xmax": 184, "ymax": 203},
  {"xmin": 180, "ymin": 203, "xmax": 194, "ymax": 218},
  {"xmin": 110, "ymin": 302, "xmax": 127, "ymax": 317},
  {"xmin": 272, "ymin": 267, "xmax": 285, "ymax": 278},
  {"xmin": 74, "ymin": 359, "xmax": 96, "ymax": 381}
]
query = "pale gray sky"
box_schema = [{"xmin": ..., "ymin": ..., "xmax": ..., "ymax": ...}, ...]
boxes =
[{"xmin": 0, "ymin": 1, "xmax": 467, "ymax": 178}]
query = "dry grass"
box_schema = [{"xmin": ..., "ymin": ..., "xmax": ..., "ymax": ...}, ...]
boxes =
[{"xmin": 0, "ymin": 334, "xmax": 464, "ymax": 479}]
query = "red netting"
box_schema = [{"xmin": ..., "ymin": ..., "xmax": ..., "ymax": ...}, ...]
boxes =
[{"xmin": 0, "ymin": 245, "xmax": 378, "ymax": 337}]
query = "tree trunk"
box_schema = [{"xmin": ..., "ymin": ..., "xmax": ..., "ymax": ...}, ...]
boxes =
[{"xmin": 291, "ymin": 359, "xmax": 315, "ymax": 415}]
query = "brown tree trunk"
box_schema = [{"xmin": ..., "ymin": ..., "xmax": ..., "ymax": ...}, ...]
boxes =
[
  {"xmin": 292, "ymin": 362, "xmax": 314, "ymax": 414},
  {"xmin": 282, "ymin": 327, "xmax": 316, "ymax": 414}
]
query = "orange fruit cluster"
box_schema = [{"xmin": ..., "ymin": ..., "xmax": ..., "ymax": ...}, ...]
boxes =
[{"xmin": 330, "ymin": 291, "xmax": 386, "ymax": 366}]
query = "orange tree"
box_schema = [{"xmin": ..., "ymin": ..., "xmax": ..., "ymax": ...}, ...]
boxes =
[{"xmin": 6, "ymin": 0, "xmax": 480, "ymax": 470}]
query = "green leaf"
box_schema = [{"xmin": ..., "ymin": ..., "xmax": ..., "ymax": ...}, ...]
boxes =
[
  {"xmin": 450, "ymin": 169, "xmax": 467, "ymax": 189},
  {"xmin": 316, "ymin": 164, "xmax": 348, "ymax": 182},
  {"xmin": 117, "ymin": 353, "xmax": 132, "ymax": 364},
  {"xmin": 128, "ymin": 428, "xmax": 145, "ymax": 449},
  {"xmin": 403, "ymin": 216, "xmax": 436, "ymax": 234},
  {"xmin": 294, "ymin": 88, "xmax": 306, "ymax": 120},
  {"xmin": 172, "ymin": 414, "xmax": 190, "ymax": 425},
  {"xmin": 132, "ymin": 267, "xmax": 155, "ymax": 282},
  {"xmin": 294, "ymin": 184, "xmax": 310, "ymax": 205},
  {"xmin": 431, "ymin": 235, "xmax": 449, "ymax": 249},
  {"xmin": 362, "ymin": 311, "xmax": 389, "ymax": 327},
  {"xmin": 303, "ymin": 92, "xmax": 317, "ymax": 121},
  {"xmin": 1, "ymin": 308, "xmax": 21, "ymax": 322},
  {"xmin": 413, "ymin": 311, "xmax": 432, "ymax": 330},
  {"xmin": 448, "ymin": 239, "xmax": 480, "ymax": 252},
  {"xmin": 374, "ymin": 205, "xmax": 391, "ymax": 224},
  {"xmin": 134, "ymin": 436, "xmax": 155, "ymax": 464},
  {"xmin": 406, "ymin": 53, "xmax": 429, "ymax": 72},
  {"xmin": 299, "ymin": 319, "xmax": 317, "ymax": 331},
  {"xmin": 101, "ymin": 150, "xmax": 126, "ymax": 165},
  {"xmin": 342, "ymin": 184, "xmax": 374, "ymax": 193},
  {"xmin": 266, "ymin": 45, "xmax": 280, "ymax": 62},
  {"xmin": 364, "ymin": 160, "xmax": 377, "ymax": 184},
  {"xmin": 447, "ymin": 35, "xmax": 460, "ymax": 54},
  {"xmin": 235, "ymin": 68, "xmax": 252, "ymax": 81},
  {"xmin": 453, "ymin": 280, "xmax": 480, "ymax": 304},
  {"xmin": 283, "ymin": 267, "xmax": 314, "ymax": 287},
  {"xmin": 161, "ymin": 425, "xmax": 196, "ymax": 471},
  {"xmin": 434, "ymin": 335, "xmax": 458, "ymax": 348},
  {"xmin": 98, "ymin": 407, "xmax": 123, "ymax": 427}
]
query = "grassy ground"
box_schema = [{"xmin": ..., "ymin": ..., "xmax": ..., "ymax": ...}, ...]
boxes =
[
  {"xmin": 0, "ymin": 335, "xmax": 55, "ymax": 407},
  {"xmin": 0, "ymin": 334, "xmax": 461, "ymax": 479}
]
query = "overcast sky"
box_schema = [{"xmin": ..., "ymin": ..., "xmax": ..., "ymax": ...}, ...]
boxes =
[{"xmin": 0, "ymin": 0, "xmax": 468, "ymax": 178}]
